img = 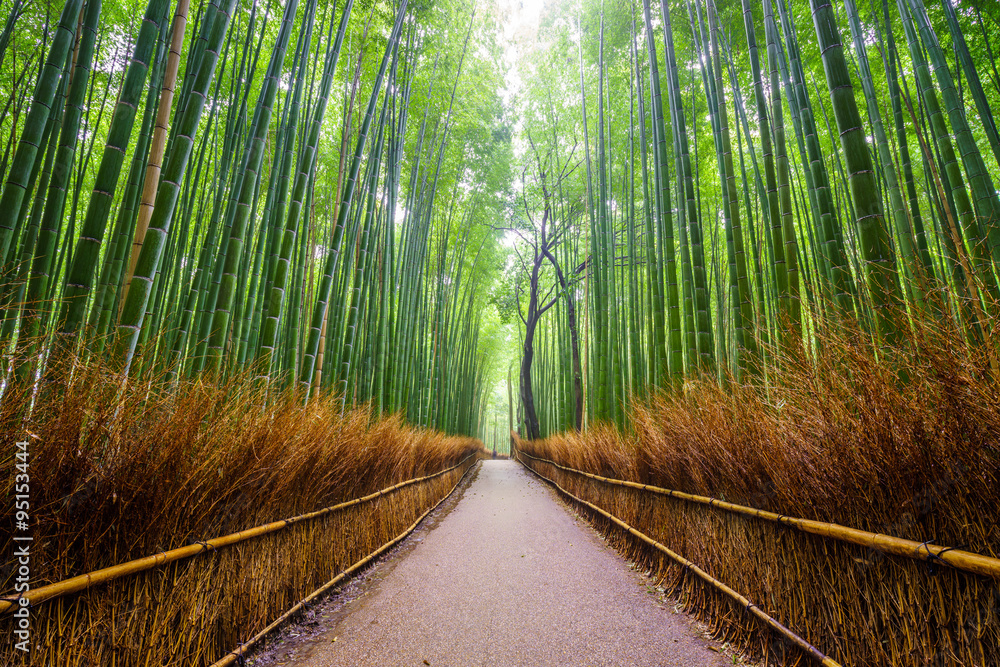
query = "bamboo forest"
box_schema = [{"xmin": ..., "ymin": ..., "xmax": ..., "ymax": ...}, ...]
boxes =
[{"xmin": 1, "ymin": 0, "xmax": 999, "ymax": 662}]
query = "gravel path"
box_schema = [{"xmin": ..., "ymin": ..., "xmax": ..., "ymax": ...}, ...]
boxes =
[{"xmin": 276, "ymin": 460, "xmax": 730, "ymax": 666}]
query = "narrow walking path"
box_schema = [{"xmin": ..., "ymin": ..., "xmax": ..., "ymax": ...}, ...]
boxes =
[{"xmin": 272, "ymin": 460, "xmax": 729, "ymax": 666}]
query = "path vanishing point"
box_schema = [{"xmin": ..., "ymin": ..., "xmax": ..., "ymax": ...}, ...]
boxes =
[{"xmin": 252, "ymin": 460, "xmax": 731, "ymax": 666}]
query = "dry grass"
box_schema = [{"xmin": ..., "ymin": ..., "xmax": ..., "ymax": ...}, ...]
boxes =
[
  {"xmin": 518, "ymin": 311, "xmax": 1000, "ymax": 666},
  {"xmin": 0, "ymin": 354, "xmax": 483, "ymax": 665}
]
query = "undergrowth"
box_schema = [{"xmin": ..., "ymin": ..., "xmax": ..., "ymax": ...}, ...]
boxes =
[
  {"xmin": 518, "ymin": 309, "xmax": 1000, "ymax": 666},
  {"xmin": 0, "ymin": 354, "xmax": 483, "ymax": 589}
]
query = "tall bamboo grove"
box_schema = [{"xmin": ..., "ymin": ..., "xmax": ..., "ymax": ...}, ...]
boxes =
[
  {"xmin": 0, "ymin": 0, "xmax": 515, "ymax": 440},
  {"xmin": 509, "ymin": 0, "xmax": 1000, "ymax": 435}
]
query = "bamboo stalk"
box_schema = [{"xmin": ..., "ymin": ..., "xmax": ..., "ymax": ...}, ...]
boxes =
[
  {"xmin": 119, "ymin": 0, "xmax": 190, "ymax": 309},
  {"xmin": 0, "ymin": 0, "xmax": 84, "ymax": 261}
]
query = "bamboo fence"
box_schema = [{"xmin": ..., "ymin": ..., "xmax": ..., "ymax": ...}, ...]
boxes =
[
  {"xmin": 0, "ymin": 454, "xmax": 478, "ymax": 665},
  {"xmin": 517, "ymin": 450, "xmax": 1000, "ymax": 666},
  {"xmin": 520, "ymin": 454, "xmax": 842, "ymax": 666}
]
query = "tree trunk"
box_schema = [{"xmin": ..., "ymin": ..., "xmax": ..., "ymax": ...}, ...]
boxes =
[
  {"xmin": 520, "ymin": 314, "xmax": 540, "ymax": 440},
  {"xmin": 543, "ymin": 246, "xmax": 582, "ymax": 431}
]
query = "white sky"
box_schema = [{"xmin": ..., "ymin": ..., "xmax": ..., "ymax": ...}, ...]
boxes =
[
  {"xmin": 490, "ymin": 0, "xmax": 553, "ymax": 245},
  {"xmin": 496, "ymin": 0, "xmax": 548, "ymax": 106}
]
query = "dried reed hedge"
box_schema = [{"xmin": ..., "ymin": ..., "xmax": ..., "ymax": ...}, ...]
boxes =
[
  {"xmin": 517, "ymin": 317, "xmax": 1000, "ymax": 667},
  {"xmin": 0, "ymin": 359, "xmax": 483, "ymax": 665}
]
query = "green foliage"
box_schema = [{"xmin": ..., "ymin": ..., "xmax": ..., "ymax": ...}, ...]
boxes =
[{"xmin": 4, "ymin": 0, "xmax": 1000, "ymax": 443}]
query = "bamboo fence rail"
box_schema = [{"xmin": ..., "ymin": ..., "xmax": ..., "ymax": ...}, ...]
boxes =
[
  {"xmin": 210, "ymin": 455, "xmax": 477, "ymax": 666},
  {"xmin": 518, "ymin": 451, "xmax": 1000, "ymax": 579},
  {"xmin": 518, "ymin": 452, "xmax": 842, "ymax": 667},
  {"xmin": 517, "ymin": 447, "xmax": 999, "ymax": 665},
  {"xmin": 1, "ymin": 454, "xmax": 480, "ymax": 666},
  {"xmin": 0, "ymin": 452, "xmax": 477, "ymax": 617}
]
